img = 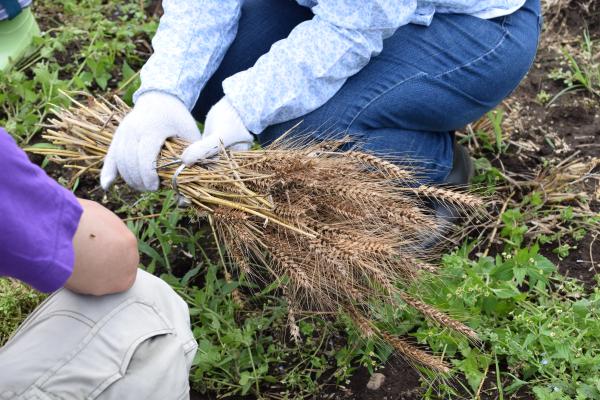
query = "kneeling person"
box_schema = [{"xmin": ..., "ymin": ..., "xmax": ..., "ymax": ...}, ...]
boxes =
[{"xmin": 0, "ymin": 129, "xmax": 198, "ymax": 399}]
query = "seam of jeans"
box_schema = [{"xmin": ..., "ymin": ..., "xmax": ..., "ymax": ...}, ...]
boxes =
[
  {"xmin": 346, "ymin": 14, "xmax": 514, "ymax": 133},
  {"xmin": 434, "ymin": 15, "xmax": 510, "ymax": 79},
  {"xmin": 527, "ymin": 15, "xmax": 543, "ymax": 72},
  {"xmin": 346, "ymin": 71, "xmax": 427, "ymax": 131},
  {"xmin": 439, "ymin": 11, "xmax": 539, "ymax": 106},
  {"xmin": 501, "ymin": 14, "xmax": 541, "ymax": 100}
]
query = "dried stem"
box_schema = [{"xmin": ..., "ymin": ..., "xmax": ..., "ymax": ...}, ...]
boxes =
[{"xmin": 29, "ymin": 93, "xmax": 485, "ymax": 374}]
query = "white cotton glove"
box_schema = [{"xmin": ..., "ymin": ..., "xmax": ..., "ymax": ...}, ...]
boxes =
[
  {"xmin": 180, "ymin": 97, "xmax": 253, "ymax": 165},
  {"xmin": 100, "ymin": 92, "xmax": 202, "ymax": 191}
]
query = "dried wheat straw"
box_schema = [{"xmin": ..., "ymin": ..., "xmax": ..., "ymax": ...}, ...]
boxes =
[
  {"xmin": 29, "ymin": 93, "xmax": 484, "ymax": 374},
  {"xmin": 400, "ymin": 293, "xmax": 478, "ymax": 340}
]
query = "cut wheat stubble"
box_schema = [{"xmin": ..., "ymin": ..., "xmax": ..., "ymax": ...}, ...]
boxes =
[{"xmin": 30, "ymin": 93, "xmax": 485, "ymax": 374}]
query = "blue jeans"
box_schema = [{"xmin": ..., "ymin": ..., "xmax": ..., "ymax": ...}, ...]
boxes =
[{"xmin": 192, "ymin": 0, "xmax": 542, "ymax": 183}]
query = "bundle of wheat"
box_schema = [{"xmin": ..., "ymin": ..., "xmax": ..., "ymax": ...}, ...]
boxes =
[{"xmin": 30, "ymin": 93, "xmax": 485, "ymax": 373}]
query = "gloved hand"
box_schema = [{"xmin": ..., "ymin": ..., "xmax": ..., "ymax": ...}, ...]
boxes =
[
  {"xmin": 100, "ymin": 92, "xmax": 202, "ymax": 191},
  {"xmin": 181, "ymin": 97, "xmax": 254, "ymax": 166}
]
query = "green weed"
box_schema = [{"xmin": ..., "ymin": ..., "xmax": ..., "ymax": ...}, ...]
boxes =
[
  {"xmin": 536, "ymin": 89, "xmax": 551, "ymax": 105},
  {"xmin": 417, "ymin": 244, "xmax": 600, "ymax": 399},
  {"xmin": 460, "ymin": 110, "xmax": 508, "ymax": 156},
  {"xmin": 0, "ymin": 279, "xmax": 46, "ymax": 346},
  {"xmin": 548, "ymin": 29, "xmax": 600, "ymax": 104},
  {"xmin": 0, "ymin": 0, "xmax": 154, "ymax": 143},
  {"xmin": 164, "ymin": 264, "xmax": 374, "ymax": 398}
]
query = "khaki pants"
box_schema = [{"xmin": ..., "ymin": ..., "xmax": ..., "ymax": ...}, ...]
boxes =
[{"xmin": 0, "ymin": 270, "xmax": 198, "ymax": 399}]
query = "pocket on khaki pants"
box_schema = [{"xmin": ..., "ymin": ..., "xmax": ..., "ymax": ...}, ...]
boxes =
[{"xmin": 1, "ymin": 296, "xmax": 192, "ymax": 400}]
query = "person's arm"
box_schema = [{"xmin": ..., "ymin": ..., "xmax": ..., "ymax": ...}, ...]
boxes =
[
  {"xmin": 0, "ymin": 129, "xmax": 138, "ymax": 295},
  {"xmin": 100, "ymin": 0, "xmax": 242, "ymax": 191},
  {"xmin": 134, "ymin": 0, "xmax": 242, "ymax": 109},
  {"xmin": 65, "ymin": 199, "xmax": 139, "ymax": 296},
  {"xmin": 222, "ymin": 0, "xmax": 417, "ymax": 134}
]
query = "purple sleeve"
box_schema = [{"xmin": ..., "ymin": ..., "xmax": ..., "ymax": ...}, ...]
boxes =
[{"xmin": 0, "ymin": 129, "xmax": 83, "ymax": 293}]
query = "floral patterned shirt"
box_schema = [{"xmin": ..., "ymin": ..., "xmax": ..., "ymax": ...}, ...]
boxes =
[{"xmin": 134, "ymin": 0, "xmax": 526, "ymax": 134}]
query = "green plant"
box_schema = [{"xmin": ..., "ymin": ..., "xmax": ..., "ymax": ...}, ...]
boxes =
[
  {"xmin": 0, "ymin": 279, "xmax": 46, "ymax": 346},
  {"xmin": 536, "ymin": 89, "xmax": 551, "ymax": 104},
  {"xmin": 460, "ymin": 110, "xmax": 508, "ymax": 156},
  {"xmin": 471, "ymin": 157, "xmax": 505, "ymax": 194},
  {"xmin": 487, "ymin": 109, "xmax": 508, "ymax": 154},
  {"xmin": 548, "ymin": 29, "xmax": 600, "ymax": 104},
  {"xmin": 0, "ymin": 0, "xmax": 154, "ymax": 144},
  {"xmin": 165, "ymin": 264, "xmax": 375, "ymax": 398},
  {"xmin": 416, "ymin": 244, "xmax": 600, "ymax": 400},
  {"xmin": 121, "ymin": 190, "xmax": 209, "ymax": 274}
]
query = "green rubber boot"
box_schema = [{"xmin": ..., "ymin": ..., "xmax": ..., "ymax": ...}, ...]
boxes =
[{"xmin": 0, "ymin": 7, "xmax": 40, "ymax": 71}]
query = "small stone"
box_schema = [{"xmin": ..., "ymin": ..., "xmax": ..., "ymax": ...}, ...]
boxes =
[{"xmin": 366, "ymin": 373, "xmax": 386, "ymax": 390}]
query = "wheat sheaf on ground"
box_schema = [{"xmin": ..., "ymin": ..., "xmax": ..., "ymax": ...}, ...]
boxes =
[{"xmin": 30, "ymin": 93, "xmax": 486, "ymax": 374}]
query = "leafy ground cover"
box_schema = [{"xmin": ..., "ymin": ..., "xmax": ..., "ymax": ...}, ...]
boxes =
[{"xmin": 0, "ymin": 1, "xmax": 598, "ymax": 399}]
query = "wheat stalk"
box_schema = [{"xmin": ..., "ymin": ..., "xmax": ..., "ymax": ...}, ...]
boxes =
[{"xmin": 28, "ymin": 93, "xmax": 484, "ymax": 373}]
